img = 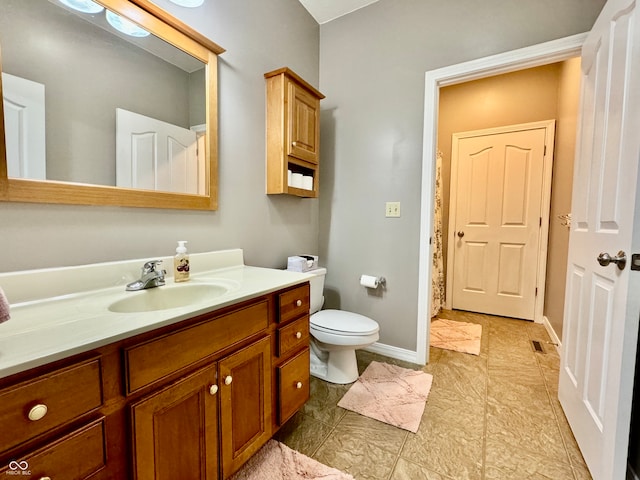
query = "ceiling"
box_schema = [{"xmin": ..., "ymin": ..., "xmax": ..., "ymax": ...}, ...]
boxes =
[{"xmin": 298, "ymin": 0, "xmax": 381, "ymax": 24}]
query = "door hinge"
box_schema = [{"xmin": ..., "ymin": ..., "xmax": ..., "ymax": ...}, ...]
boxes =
[
  {"xmin": 535, "ymin": 287, "xmax": 538, "ymax": 296},
  {"xmin": 539, "ymin": 217, "xmax": 542, "ymax": 227},
  {"xmin": 544, "ymin": 145, "xmax": 547, "ymax": 156}
]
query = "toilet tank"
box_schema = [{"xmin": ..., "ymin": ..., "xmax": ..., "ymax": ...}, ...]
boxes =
[{"xmin": 306, "ymin": 267, "xmax": 326, "ymax": 314}]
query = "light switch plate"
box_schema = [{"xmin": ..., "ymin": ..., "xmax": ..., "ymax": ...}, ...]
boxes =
[{"xmin": 385, "ymin": 202, "xmax": 401, "ymax": 218}]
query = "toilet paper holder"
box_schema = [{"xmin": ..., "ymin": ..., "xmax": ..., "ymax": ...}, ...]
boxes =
[{"xmin": 360, "ymin": 275, "xmax": 386, "ymax": 289}]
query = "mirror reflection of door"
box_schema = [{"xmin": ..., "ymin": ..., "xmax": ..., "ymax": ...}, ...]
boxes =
[
  {"xmin": 1, "ymin": 72, "xmax": 46, "ymax": 180},
  {"xmin": 116, "ymin": 108, "xmax": 201, "ymax": 194}
]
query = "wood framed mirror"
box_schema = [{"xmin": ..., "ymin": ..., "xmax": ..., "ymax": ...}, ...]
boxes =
[{"xmin": 0, "ymin": 0, "xmax": 224, "ymax": 210}]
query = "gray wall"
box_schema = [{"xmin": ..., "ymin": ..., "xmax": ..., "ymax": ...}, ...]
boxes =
[
  {"xmin": 0, "ymin": 0, "xmax": 320, "ymax": 273},
  {"xmin": 318, "ymin": 0, "xmax": 606, "ymax": 352}
]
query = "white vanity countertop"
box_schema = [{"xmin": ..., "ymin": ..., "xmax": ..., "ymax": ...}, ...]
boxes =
[{"xmin": 0, "ymin": 249, "xmax": 313, "ymax": 379}]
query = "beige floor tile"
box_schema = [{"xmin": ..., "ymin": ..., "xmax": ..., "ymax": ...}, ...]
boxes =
[
  {"xmin": 401, "ymin": 413, "xmax": 483, "ymax": 480},
  {"xmin": 486, "ymin": 398, "xmax": 568, "ymax": 462},
  {"xmin": 301, "ymin": 376, "xmax": 350, "ymax": 426},
  {"xmin": 280, "ymin": 309, "xmax": 596, "ymax": 480},
  {"xmin": 390, "ymin": 457, "xmax": 451, "ymax": 480},
  {"xmin": 484, "ymin": 437, "xmax": 576, "ymax": 480},
  {"xmin": 313, "ymin": 411, "xmax": 408, "ymax": 480},
  {"xmin": 274, "ymin": 411, "xmax": 334, "ymax": 457}
]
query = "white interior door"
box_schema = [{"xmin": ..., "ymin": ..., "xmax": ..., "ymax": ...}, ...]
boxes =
[
  {"xmin": 1, "ymin": 72, "xmax": 46, "ymax": 180},
  {"xmin": 116, "ymin": 108, "xmax": 199, "ymax": 194},
  {"xmin": 558, "ymin": 0, "xmax": 640, "ymax": 478},
  {"xmin": 449, "ymin": 122, "xmax": 552, "ymax": 320}
]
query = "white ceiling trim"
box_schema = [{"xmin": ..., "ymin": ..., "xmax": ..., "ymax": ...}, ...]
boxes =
[{"xmin": 298, "ymin": 0, "xmax": 381, "ymax": 24}]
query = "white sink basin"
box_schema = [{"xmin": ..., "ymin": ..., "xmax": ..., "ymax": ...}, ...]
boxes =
[{"xmin": 108, "ymin": 283, "xmax": 230, "ymax": 313}]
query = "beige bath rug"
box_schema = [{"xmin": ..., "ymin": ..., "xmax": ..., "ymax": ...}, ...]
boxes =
[
  {"xmin": 337, "ymin": 361, "xmax": 433, "ymax": 433},
  {"xmin": 430, "ymin": 318, "xmax": 482, "ymax": 355},
  {"xmin": 231, "ymin": 440, "xmax": 354, "ymax": 480}
]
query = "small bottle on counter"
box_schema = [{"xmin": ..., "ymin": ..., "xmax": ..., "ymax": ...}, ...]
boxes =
[{"xmin": 174, "ymin": 241, "xmax": 190, "ymax": 283}]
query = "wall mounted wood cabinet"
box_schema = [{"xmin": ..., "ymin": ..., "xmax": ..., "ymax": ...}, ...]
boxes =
[
  {"xmin": 265, "ymin": 68, "xmax": 325, "ymax": 198},
  {"xmin": 0, "ymin": 282, "xmax": 310, "ymax": 479}
]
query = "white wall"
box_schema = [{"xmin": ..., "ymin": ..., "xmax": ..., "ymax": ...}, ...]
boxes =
[
  {"xmin": 0, "ymin": 0, "xmax": 320, "ymax": 274},
  {"xmin": 318, "ymin": 0, "xmax": 606, "ymax": 352}
]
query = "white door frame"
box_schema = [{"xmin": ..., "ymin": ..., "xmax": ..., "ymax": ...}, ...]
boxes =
[
  {"xmin": 446, "ymin": 120, "xmax": 556, "ymax": 321},
  {"xmin": 416, "ymin": 33, "xmax": 586, "ymax": 365}
]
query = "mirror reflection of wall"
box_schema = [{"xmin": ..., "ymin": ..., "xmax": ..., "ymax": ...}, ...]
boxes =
[{"xmin": 0, "ymin": 0, "xmax": 206, "ymax": 191}]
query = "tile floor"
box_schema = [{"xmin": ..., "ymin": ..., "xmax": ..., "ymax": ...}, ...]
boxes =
[{"xmin": 275, "ymin": 309, "xmax": 592, "ymax": 480}]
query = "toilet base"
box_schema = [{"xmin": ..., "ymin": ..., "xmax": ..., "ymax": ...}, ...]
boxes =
[{"xmin": 309, "ymin": 346, "xmax": 359, "ymax": 384}]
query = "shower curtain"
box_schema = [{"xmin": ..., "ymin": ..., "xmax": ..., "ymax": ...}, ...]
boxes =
[{"xmin": 431, "ymin": 150, "xmax": 445, "ymax": 318}]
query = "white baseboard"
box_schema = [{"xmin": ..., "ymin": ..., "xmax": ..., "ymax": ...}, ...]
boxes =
[
  {"xmin": 364, "ymin": 342, "xmax": 420, "ymax": 364},
  {"xmin": 543, "ymin": 315, "xmax": 562, "ymax": 355}
]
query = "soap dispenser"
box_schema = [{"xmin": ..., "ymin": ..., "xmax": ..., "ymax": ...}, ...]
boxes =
[{"xmin": 174, "ymin": 241, "xmax": 190, "ymax": 283}]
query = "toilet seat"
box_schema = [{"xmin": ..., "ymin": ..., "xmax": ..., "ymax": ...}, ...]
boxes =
[{"xmin": 310, "ymin": 309, "xmax": 379, "ymax": 336}]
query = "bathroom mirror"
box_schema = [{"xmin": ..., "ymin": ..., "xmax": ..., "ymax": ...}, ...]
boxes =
[{"xmin": 0, "ymin": 0, "xmax": 224, "ymax": 210}]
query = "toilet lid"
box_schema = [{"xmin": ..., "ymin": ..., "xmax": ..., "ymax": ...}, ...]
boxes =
[{"xmin": 310, "ymin": 309, "xmax": 379, "ymax": 335}]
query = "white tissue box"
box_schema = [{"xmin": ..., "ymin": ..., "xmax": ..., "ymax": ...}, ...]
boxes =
[{"xmin": 287, "ymin": 255, "xmax": 318, "ymax": 272}]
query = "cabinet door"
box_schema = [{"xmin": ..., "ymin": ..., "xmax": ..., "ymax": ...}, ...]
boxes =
[
  {"xmin": 130, "ymin": 366, "xmax": 218, "ymax": 480},
  {"xmin": 219, "ymin": 336, "xmax": 272, "ymax": 479},
  {"xmin": 287, "ymin": 81, "xmax": 320, "ymax": 164}
]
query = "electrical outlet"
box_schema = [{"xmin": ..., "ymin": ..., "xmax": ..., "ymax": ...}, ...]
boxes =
[{"xmin": 385, "ymin": 202, "xmax": 401, "ymax": 218}]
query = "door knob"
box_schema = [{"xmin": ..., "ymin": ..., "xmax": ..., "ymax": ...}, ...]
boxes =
[
  {"xmin": 597, "ymin": 251, "xmax": 627, "ymax": 270},
  {"xmin": 457, "ymin": 231, "xmax": 465, "ymax": 238}
]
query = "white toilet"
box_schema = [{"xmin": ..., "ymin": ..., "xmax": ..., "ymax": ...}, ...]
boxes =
[{"xmin": 306, "ymin": 267, "xmax": 380, "ymax": 384}]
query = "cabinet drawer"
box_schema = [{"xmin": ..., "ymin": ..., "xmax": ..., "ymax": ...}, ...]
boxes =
[
  {"xmin": 277, "ymin": 348, "xmax": 310, "ymax": 425},
  {"xmin": 0, "ymin": 418, "xmax": 107, "ymax": 478},
  {"xmin": 278, "ymin": 284, "xmax": 309, "ymax": 324},
  {"xmin": 125, "ymin": 300, "xmax": 269, "ymax": 394},
  {"xmin": 0, "ymin": 358, "xmax": 103, "ymax": 453},
  {"xmin": 277, "ymin": 315, "xmax": 309, "ymax": 357}
]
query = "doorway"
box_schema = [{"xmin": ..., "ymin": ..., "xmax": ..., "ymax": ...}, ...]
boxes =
[{"xmin": 416, "ymin": 33, "xmax": 586, "ymax": 366}]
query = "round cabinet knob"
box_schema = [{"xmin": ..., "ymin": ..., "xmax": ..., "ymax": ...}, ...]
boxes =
[
  {"xmin": 209, "ymin": 385, "xmax": 218, "ymax": 395},
  {"xmin": 457, "ymin": 231, "xmax": 465, "ymax": 238},
  {"xmin": 224, "ymin": 375, "xmax": 233, "ymax": 386},
  {"xmin": 40, "ymin": 477, "xmax": 52, "ymax": 480},
  {"xmin": 28, "ymin": 404, "xmax": 48, "ymax": 421},
  {"xmin": 296, "ymin": 382, "xmax": 303, "ymax": 389},
  {"xmin": 296, "ymin": 299, "xmax": 302, "ymax": 307},
  {"xmin": 295, "ymin": 331, "xmax": 302, "ymax": 339}
]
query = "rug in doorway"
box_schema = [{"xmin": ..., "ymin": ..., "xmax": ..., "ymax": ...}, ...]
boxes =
[
  {"xmin": 337, "ymin": 361, "xmax": 433, "ymax": 433},
  {"xmin": 430, "ymin": 318, "xmax": 482, "ymax": 355},
  {"xmin": 230, "ymin": 439, "xmax": 354, "ymax": 480}
]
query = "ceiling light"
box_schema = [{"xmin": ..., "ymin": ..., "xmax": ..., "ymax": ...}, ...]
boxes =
[
  {"xmin": 58, "ymin": 0, "xmax": 104, "ymax": 14},
  {"xmin": 105, "ymin": 10, "xmax": 150, "ymax": 37},
  {"xmin": 168, "ymin": 0, "xmax": 205, "ymax": 7}
]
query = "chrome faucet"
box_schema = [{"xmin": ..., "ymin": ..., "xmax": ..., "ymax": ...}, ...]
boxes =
[{"xmin": 126, "ymin": 260, "xmax": 166, "ymax": 291}]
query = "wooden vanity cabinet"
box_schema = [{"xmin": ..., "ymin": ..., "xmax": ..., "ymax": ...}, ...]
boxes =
[
  {"xmin": 265, "ymin": 67, "xmax": 324, "ymax": 198},
  {"xmin": 271, "ymin": 283, "xmax": 311, "ymax": 428},
  {"xmin": 0, "ymin": 282, "xmax": 310, "ymax": 480}
]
